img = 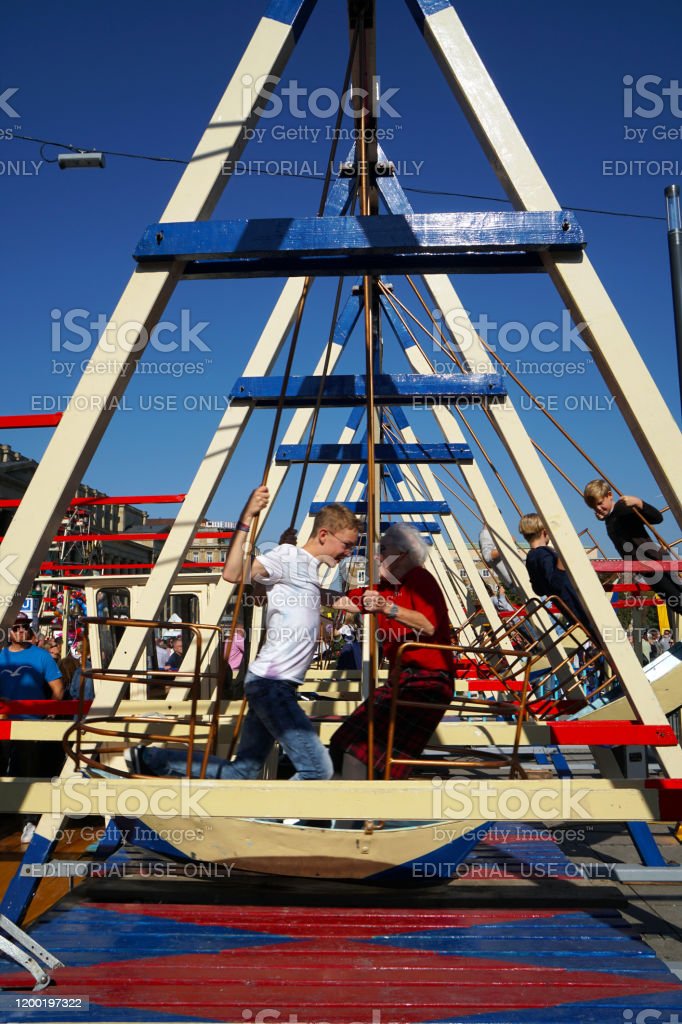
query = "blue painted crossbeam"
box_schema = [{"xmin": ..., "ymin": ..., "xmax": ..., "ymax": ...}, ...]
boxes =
[
  {"xmin": 134, "ymin": 212, "xmax": 584, "ymax": 278},
  {"xmin": 310, "ymin": 500, "xmax": 449, "ymax": 515},
  {"xmin": 379, "ymin": 521, "xmax": 440, "ymax": 532},
  {"xmin": 276, "ymin": 443, "xmax": 472, "ymax": 464},
  {"xmin": 229, "ymin": 372, "xmax": 505, "ymax": 406}
]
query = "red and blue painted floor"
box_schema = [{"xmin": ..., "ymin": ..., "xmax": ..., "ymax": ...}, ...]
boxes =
[
  {"xmin": 1, "ymin": 826, "xmax": 681, "ymax": 1022},
  {"xmin": 0, "ymin": 903, "xmax": 681, "ymax": 1022}
]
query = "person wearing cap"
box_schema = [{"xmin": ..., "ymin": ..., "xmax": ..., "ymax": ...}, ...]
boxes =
[
  {"xmin": 0, "ymin": 620, "xmax": 64, "ymax": 709},
  {"xmin": 0, "ymin": 619, "xmax": 64, "ymax": 843}
]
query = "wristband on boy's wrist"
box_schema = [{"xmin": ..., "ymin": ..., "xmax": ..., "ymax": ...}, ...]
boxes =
[
  {"xmin": 236, "ymin": 521, "xmax": 250, "ymax": 533},
  {"xmin": 385, "ymin": 602, "xmax": 399, "ymax": 619}
]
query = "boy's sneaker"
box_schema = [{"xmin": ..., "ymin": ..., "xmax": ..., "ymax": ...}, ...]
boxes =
[
  {"xmin": 124, "ymin": 746, "xmax": 146, "ymax": 775},
  {"xmin": 20, "ymin": 822, "xmax": 35, "ymax": 845}
]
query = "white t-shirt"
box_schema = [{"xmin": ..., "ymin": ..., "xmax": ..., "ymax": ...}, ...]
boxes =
[{"xmin": 249, "ymin": 544, "xmax": 322, "ymax": 683}]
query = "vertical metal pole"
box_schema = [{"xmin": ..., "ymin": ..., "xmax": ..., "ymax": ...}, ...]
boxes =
[
  {"xmin": 665, "ymin": 184, "xmax": 682, "ymax": 422},
  {"xmin": 351, "ymin": 0, "xmax": 379, "ymax": 776},
  {"xmin": 61, "ymin": 585, "xmax": 70, "ymax": 660}
]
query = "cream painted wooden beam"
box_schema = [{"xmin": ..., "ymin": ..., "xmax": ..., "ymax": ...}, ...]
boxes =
[
  {"xmin": 11, "ymin": 776, "xmax": 674, "ymax": 822},
  {"xmin": 17, "ymin": 707, "xmax": 671, "ymax": 750},
  {"xmin": 93, "ymin": 279, "xmax": 308, "ymax": 700},
  {"xmin": 401, "ymin": 335, "xmax": 530, "ymax": 595},
  {"xmin": 0, "ymin": 12, "xmax": 311, "ymax": 628},
  {"xmin": 421, "ymin": 3, "xmax": 682, "ymax": 526},
  {"xmin": 297, "ymin": 419, "xmax": 365, "ymax": 546},
  {"xmin": 397, "ymin": 439, "xmax": 504, "ymax": 639},
  {"xmin": 585, "ymin": 661, "xmax": 682, "ymax": 721},
  {"xmin": 170, "ymin": 332, "xmax": 353, "ymax": 698},
  {"xmin": 422, "ymin": 275, "xmax": 682, "ymax": 775},
  {"xmin": 400, "ymin": 319, "xmax": 570, "ymax": 665}
]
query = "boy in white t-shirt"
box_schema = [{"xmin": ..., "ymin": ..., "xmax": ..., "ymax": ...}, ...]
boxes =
[{"xmin": 135, "ymin": 485, "xmax": 359, "ymax": 781}]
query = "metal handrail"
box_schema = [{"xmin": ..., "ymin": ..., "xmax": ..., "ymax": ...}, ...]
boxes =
[
  {"xmin": 383, "ymin": 640, "xmax": 534, "ymax": 781},
  {"xmin": 68, "ymin": 617, "xmax": 226, "ymax": 779},
  {"xmin": 382, "ymin": 603, "xmax": 622, "ymax": 780}
]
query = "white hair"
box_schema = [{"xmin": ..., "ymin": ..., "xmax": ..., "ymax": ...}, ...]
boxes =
[{"xmin": 381, "ymin": 523, "xmax": 428, "ymax": 568}]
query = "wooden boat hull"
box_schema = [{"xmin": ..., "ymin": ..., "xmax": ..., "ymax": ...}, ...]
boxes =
[{"xmin": 114, "ymin": 814, "xmax": 493, "ymax": 885}]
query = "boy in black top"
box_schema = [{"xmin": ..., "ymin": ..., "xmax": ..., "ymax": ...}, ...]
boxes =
[{"xmin": 583, "ymin": 479, "xmax": 681, "ymax": 621}]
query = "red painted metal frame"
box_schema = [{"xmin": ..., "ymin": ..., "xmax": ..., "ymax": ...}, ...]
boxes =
[
  {"xmin": 0, "ymin": 493, "xmax": 187, "ymax": 509},
  {"xmin": 1, "ymin": 531, "xmax": 233, "ymax": 543},
  {"xmin": 645, "ymin": 778, "xmax": 682, "ymax": 819},
  {"xmin": 39, "ymin": 562, "xmax": 224, "ymax": 572},
  {"xmin": 0, "ymin": 699, "xmax": 92, "ymax": 716},
  {"xmin": 593, "ymin": 559, "xmax": 682, "ymax": 573},
  {"xmin": 608, "ymin": 582, "xmax": 655, "ymax": 592},
  {"xmin": 0, "ymin": 414, "xmax": 63, "ymax": 428},
  {"xmin": 548, "ymin": 721, "xmax": 678, "ymax": 746}
]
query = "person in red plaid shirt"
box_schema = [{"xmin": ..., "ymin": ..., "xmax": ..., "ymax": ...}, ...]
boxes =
[{"xmin": 329, "ymin": 523, "xmax": 454, "ymax": 780}]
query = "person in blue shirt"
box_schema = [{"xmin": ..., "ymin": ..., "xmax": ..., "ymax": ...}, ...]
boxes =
[
  {"xmin": 0, "ymin": 618, "xmax": 63, "ymax": 844},
  {"xmin": 0, "ymin": 619, "xmax": 64, "ymax": 713}
]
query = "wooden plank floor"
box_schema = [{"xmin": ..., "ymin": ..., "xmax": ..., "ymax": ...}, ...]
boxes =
[{"xmin": 0, "ymin": 903, "xmax": 681, "ymax": 1022}]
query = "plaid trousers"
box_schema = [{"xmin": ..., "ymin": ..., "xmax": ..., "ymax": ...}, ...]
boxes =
[{"xmin": 329, "ymin": 669, "xmax": 454, "ymax": 780}]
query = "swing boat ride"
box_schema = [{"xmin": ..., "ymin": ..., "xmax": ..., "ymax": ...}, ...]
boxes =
[{"xmin": 3, "ymin": 0, "xmax": 682, "ymax": 1008}]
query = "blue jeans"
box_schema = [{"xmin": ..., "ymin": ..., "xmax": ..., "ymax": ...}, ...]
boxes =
[{"xmin": 140, "ymin": 671, "xmax": 333, "ymax": 781}]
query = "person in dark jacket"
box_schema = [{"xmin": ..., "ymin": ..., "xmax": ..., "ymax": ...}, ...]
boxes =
[
  {"xmin": 584, "ymin": 479, "xmax": 681, "ymax": 621},
  {"xmin": 518, "ymin": 513, "xmax": 593, "ymax": 637}
]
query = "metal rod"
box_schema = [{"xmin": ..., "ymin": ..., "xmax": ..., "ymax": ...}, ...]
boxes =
[
  {"xmin": 356, "ymin": 3, "xmax": 378, "ymax": 779},
  {"xmin": 665, "ymin": 184, "xmax": 682, "ymax": 422}
]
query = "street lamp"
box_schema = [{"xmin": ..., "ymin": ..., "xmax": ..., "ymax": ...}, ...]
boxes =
[{"xmin": 57, "ymin": 151, "xmax": 105, "ymax": 169}]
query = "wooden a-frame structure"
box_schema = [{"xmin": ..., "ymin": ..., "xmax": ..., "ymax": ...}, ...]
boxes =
[
  {"xmin": 1, "ymin": 0, "xmax": 680, "ymax": 757},
  {"xmin": 3, "ymin": 0, "xmax": 682, "ymax": 922}
]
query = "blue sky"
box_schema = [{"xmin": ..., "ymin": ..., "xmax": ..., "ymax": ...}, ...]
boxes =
[{"xmin": 2, "ymin": 0, "xmax": 681, "ymax": 553}]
